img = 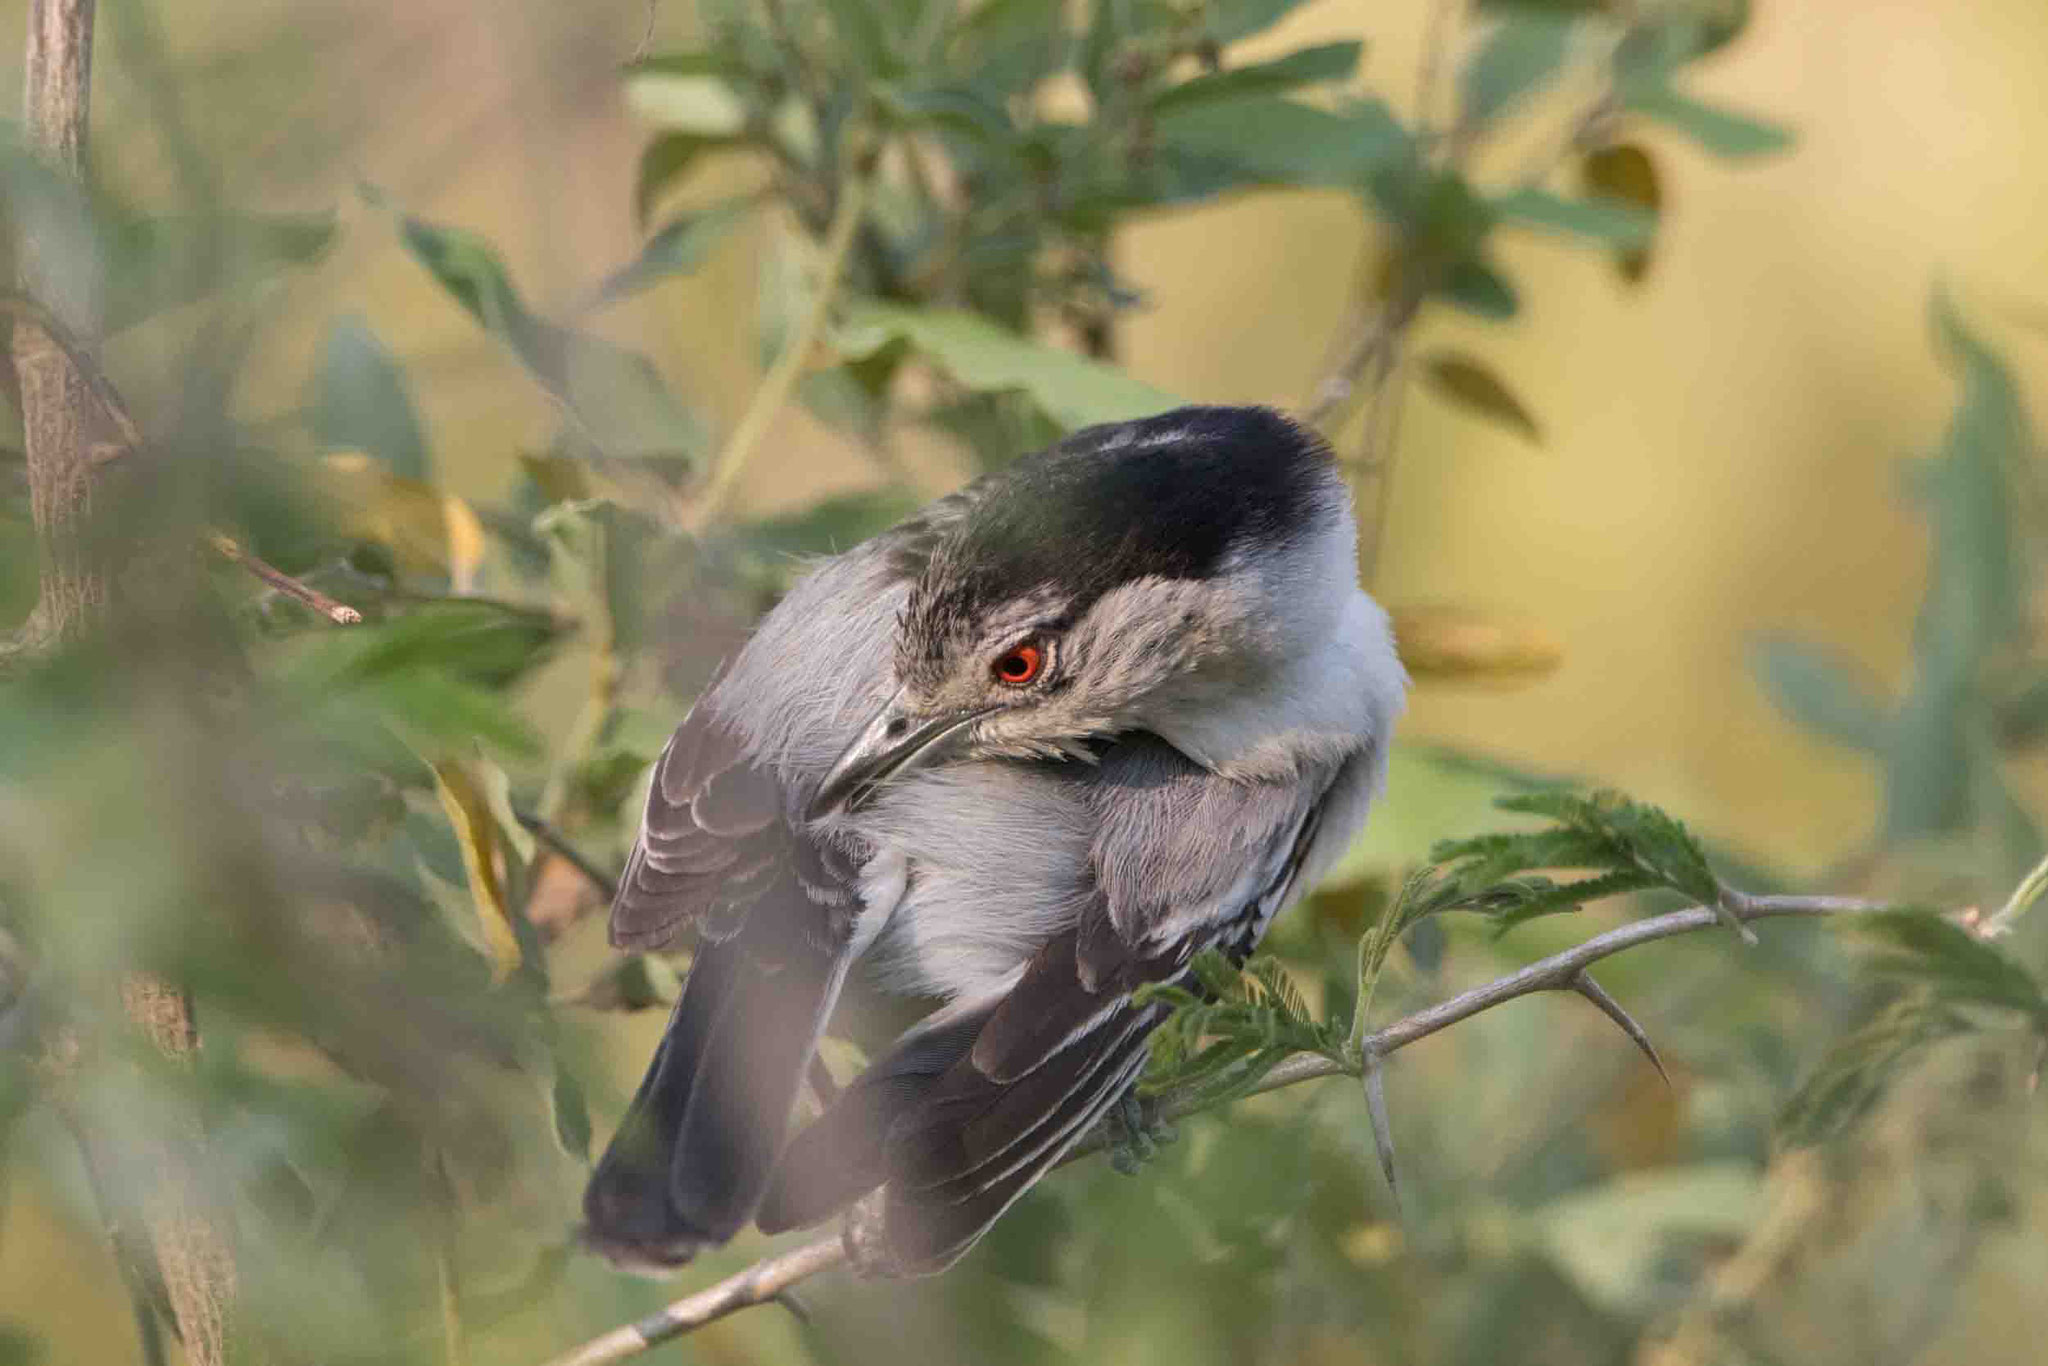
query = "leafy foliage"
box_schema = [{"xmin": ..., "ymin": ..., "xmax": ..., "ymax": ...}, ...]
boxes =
[{"xmin": 16, "ymin": 4, "xmax": 2037, "ymax": 1366}]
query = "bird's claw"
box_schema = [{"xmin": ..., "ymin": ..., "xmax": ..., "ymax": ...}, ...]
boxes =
[{"xmin": 1106, "ymin": 1089, "xmax": 1176, "ymax": 1176}]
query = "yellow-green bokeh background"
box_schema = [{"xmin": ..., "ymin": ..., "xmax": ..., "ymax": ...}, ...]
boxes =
[{"xmin": 4, "ymin": 0, "xmax": 2046, "ymax": 1361}]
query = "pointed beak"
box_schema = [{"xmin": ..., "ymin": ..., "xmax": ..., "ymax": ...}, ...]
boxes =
[{"xmin": 808, "ymin": 690, "xmax": 997, "ymax": 819}]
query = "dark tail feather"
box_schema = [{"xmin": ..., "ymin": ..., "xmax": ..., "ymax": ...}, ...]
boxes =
[
  {"xmin": 757, "ymin": 994, "xmax": 999, "ymax": 1234},
  {"xmin": 581, "ymin": 934, "xmax": 844, "ymax": 1271}
]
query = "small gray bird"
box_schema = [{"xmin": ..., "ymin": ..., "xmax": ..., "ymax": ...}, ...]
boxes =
[{"xmin": 582, "ymin": 406, "xmax": 1405, "ymax": 1275}]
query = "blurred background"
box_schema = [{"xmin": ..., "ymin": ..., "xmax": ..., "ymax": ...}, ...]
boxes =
[{"xmin": 2, "ymin": 1, "xmax": 2045, "ymax": 1364}]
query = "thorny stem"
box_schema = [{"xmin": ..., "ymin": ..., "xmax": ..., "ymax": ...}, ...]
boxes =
[
  {"xmin": 689, "ymin": 147, "xmax": 872, "ymax": 528},
  {"xmin": 539, "ymin": 892, "xmax": 1890, "ymax": 1366}
]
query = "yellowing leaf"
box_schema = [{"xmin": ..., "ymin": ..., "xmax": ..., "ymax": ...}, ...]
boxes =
[
  {"xmin": 1420, "ymin": 353, "xmax": 1543, "ymax": 445},
  {"xmin": 1582, "ymin": 143, "xmax": 1661, "ymax": 284},
  {"xmin": 431, "ymin": 759, "xmax": 523, "ymax": 983},
  {"xmin": 442, "ymin": 490, "xmax": 486, "ymax": 594},
  {"xmin": 322, "ymin": 451, "xmax": 487, "ymax": 589},
  {"xmin": 1391, "ymin": 603, "xmax": 1564, "ymax": 682}
]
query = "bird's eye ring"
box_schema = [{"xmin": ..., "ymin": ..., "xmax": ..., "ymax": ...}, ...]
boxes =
[{"xmin": 991, "ymin": 642, "xmax": 1044, "ymax": 687}]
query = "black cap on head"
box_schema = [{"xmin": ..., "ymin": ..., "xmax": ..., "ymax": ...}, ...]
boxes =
[{"xmin": 899, "ymin": 406, "xmax": 1337, "ymax": 657}]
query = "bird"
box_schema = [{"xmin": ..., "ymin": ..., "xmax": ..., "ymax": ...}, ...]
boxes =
[{"xmin": 580, "ymin": 405, "xmax": 1406, "ymax": 1277}]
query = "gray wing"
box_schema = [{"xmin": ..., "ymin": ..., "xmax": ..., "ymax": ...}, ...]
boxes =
[
  {"xmin": 872, "ymin": 735, "xmax": 1338, "ymax": 1273},
  {"xmin": 610, "ymin": 681, "xmax": 859, "ymax": 951}
]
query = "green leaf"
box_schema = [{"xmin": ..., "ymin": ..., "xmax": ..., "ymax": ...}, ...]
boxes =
[
  {"xmin": 1438, "ymin": 258, "xmax": 1520, "ymax": 319},
  {"xmin": 818, "ymin": 0, "xmax": 900, "ymax": 78},
  {"xmin": 1150, "ymin": 41, "xmax": 1364, "ymax": 112},
  {"xmin": 837, "ymin": 300, "xmax": 1183, "ymax": 430},
  {"xmin": 1856, "ymin": 911, "xmax": 2048, "ymax": 1023},
  {"xmin": 1625, "ymin": 86, "xmax": 1794, "ymax": 158},
  {"xmin": 872, "ymin": 84, "xmax": 1013, "ymax": 142},
  {"xmin": 634, "ymin": 133, "xmax": 726, "ymax": 226},
  {"xmin": 550, "ymin": 1057, "xmax": 593, "ymax": 1161},
  {"xmin": 102, "ymin": 211, "xmax": 337, "ymax": 332},
  {"xmin": 1777, "ymin": 999, "xmax": 1971, "ymax": 1148},
  {"xmin": 623, "ymin": 53, "xmax": 750, "ymax": 135},
  {"xmin": 1750, "ymin": 636, "xmax": 1893, "ymax": 753},
  {"xmin": 1580, "ymin": 142, "xmax": 1661, "ymax": 282},
  {"xmin": 312, "ymin": 315, "xmax": 431, "ymax": 481},
  {"xmin": 1461, "ymin": 13, "xmax": 1576, "ymax": 124},
  {"xmin": 1421, "ymin": 350, "xmax": 1543, "ymax": 444},
  {"xmin": 389, "ymin": 204, "xmax": 706, "ymax": 462},
  {"xmin": 1467, "ymin": 789, "xmax": 1722, "ymax": 905},
  {"xmin": 1155, "ymin": 95, "xmax": 1411, "ymax": 190},
  {"xmin": 1491, "ymin": 186, "xmax": 1655, "ymax": 249},
  {"xmin": 585, "ymin": 199, "xmax": 751, "ymax": 309}
]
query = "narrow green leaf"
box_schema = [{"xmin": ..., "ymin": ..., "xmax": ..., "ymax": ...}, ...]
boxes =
[
  {"xmin": 1492, "ymin": 186, "xmax": 1655, "ymax": 249},
  {"xmin": 837, "ymin": 300, "xmax": 1182, "ymax": 430},
  {"xmin": 388, "ymin": 203, "xmax": 706, "ymax": 462},
  {"xmin": 1777, "ymin": 999, "xmax": 1969, "ymax": 1148},
  {"xmin": 1150, "ymin": 41, "xmax": 1364, "ymax": 112},
  {"xmin": 1581, "ymin": 142, "xmax": 1661, "ymax": 282},
  {"xmin": 1750, "ymin": 635, "xmax": 1893, "ymax": 753},
  {"xmin": 818, "ymin": 0, "xmax": 899, "ymax": 77},
  {"xmin": 312, "ymin": 315, "xmax": 431, "ymax": 481},
  {"xmin": 1461, "ymin": 14, "xmax": 1575, "ymax": 124},
  {"xmin": 1856, "ymin": 910, "xmax": 2048, "ymax": 1023},
  {"xmin": 586, "ymin": 199, "xmax": 751, "ymax": 309},
  {"xmin": 1156, "ymin": 95, "xmax": 1411, "ymax": 190},
  {"xmin": 1626, "ymin": 86, "xmax": 1794, "ymax": 158},
  {"xmin": 1422, "ymin": 350, "xmax": 1544, "ymax": 444},
  {"xmin": 634, "ymin": 132, "xmax": 724, "ymax": 227},
  {"xmin": 1438, "ymin": 258, "xmax": 1520, "ymax": 320},
  {"xmin": 550, "ymin": 1061, "xmax": 593, "ymax": 1161}
]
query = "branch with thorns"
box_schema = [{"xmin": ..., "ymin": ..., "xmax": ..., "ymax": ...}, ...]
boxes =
[{"xmin": 540, "ymin": 888, "xmax": 1907, "ymax": 1366}]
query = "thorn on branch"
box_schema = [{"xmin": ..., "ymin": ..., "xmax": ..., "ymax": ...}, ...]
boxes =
[
  {"xmin": 515, "ymin": 808, "xmax": 621, "ymax": 903},
  {"xmin": 1714, "ymin": 887, "xmax": 1761, "ymax": 945},
  {"xmin": 1565, "ymin": 970, "xmax": 1669, "ymax": 1085},
  {"xmin": 1360, "ymin": 1048, "xmax": 1401, "ymax": 1214}
]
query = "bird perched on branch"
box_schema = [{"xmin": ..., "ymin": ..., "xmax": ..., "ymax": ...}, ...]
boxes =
[{"xmin": 582, "ymin": 406, "xmax": 1406, "ymax": 1276}]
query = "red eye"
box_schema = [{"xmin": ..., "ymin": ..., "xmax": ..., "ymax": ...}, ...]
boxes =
[{"xmin": 992, "ymin": 643, "xmax": 1043, "ymax": 686}]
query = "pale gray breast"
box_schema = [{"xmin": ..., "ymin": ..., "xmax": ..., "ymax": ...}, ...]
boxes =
[{"xmin": 852, "ymin": 761, "xmax": 1101, "ymax": 999}]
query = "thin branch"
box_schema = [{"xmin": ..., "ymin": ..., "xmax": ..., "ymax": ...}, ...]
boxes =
[
  {"xmin": 1984, "ymin": 848, "xmax": 2048, "ymax": 938},
  {"xmin": 207, "ymin": 532, "xmax": 362, "ymax": 625},
  {"xmin": 545, "ymin": 1236, "xmax": 847, "ymax": 1366},
  {"xmin": 0, "ymin": 290, "xmax": 142, "ymax": 448},
  {"xmin": 688, "ymin": 152, "xmax": 872, "ymax": 528},
  {"xmin": 0, "ymin": 292, "xmax": 363, "ymax": 627},
  {"xmin": 540, "ymin": 892, "xmax": 1888, "ymax": 1366},
  {"xmin": 515, "ymin": 808, "xmax": 620, "ymax": 903},
  {"xmin": 1413, "ymin": 0, "xmax": 1461, "ymax": 143},
  {"xmin": 630, "ymin": 0, "xmax": 658, "ymax": 63}
]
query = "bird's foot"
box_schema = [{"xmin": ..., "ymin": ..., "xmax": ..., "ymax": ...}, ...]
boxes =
[
  {"xmin": 1106, "ymin": 1089, "xmax": 1177, "ymax": 1176},
  {"xmin": 840, "ymin": 1190, "xmax": 906, "ymax": 1280}
]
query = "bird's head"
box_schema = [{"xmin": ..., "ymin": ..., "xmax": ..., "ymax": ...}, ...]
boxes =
[{"xmin": 810, "ymin": 406, "xmax": 1368, "ymax": 818}]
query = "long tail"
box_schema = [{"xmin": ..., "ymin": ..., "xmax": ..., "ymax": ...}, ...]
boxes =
[{"xmin": 581, "ymin": 933, "xmax": 846, "ymax": 1272}]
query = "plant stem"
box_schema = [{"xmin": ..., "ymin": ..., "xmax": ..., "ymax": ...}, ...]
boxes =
[{"xmin": 689, "ymin": 159, "xmax": 870, "ymax": 528}]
